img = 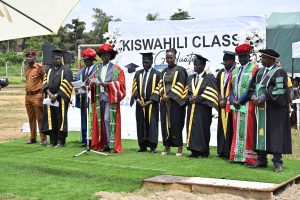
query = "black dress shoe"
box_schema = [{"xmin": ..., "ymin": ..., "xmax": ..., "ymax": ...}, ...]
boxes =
[
  {"xmin": 136, "ymin": 148, "xmax": 147, "ymax": 152},
  {"xmin": 25, "ymin": 139, "xmax": 37, "ymax": 144},
  {"xmin": 274, "ymin": 165, "xmax": 283, "ymax": 172},
  {"xmin": 102, "ymin": 147, "xmax": 110, "ymax": 152},
  {"xmin": 188, "ymin": 153, "xmax": 200, "ymax": 158},
  {"xmin": 247, "ymin": 163, "xmax": 268, "ymax": 168},
  {"xmin": 149, "ymin": 149, "xmax": 157, "ymax": 153}
]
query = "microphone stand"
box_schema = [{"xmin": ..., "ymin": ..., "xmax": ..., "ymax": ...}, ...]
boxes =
[{"xmin": 74, "ymin": 71, "xmax": 108, "ymax": 157}]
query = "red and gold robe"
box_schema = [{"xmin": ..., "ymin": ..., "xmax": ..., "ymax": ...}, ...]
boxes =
[{"xmin": 90, "ymin": 64, "xmax": 126, "ymax": 153}]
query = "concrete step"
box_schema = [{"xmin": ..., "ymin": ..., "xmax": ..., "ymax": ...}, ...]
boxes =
[{"xmin": 143, "ymin": 174, "xmax": 300, "ymax": 200}]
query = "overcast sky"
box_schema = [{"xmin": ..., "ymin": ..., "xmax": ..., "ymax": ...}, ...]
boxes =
[{"xmin": 65, "ymin": 0, "xmax": 300, "ymax": 31}]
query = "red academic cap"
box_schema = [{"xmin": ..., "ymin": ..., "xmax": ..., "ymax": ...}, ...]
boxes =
[
  {"xmin": 97, "ymin": 44, "xmax": 117, "ymax": 60},
  {"xmin": 235, "ymin": 44, "xmax": 252, "ymax": 55},
  {"xmin": 82, "ymin": 48, "xmax": 97, "ymax": 61},
  {"xmin": 25, "ymin": 50, "xmax": 36, "ymax": 58}
]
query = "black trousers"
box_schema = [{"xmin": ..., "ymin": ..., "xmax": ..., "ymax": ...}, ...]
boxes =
[
  {"xmin": 257, "ymin": 150, "xmax": 283, "ymax": 165},
  {"xmin": 49, "ymin": 108, "xmax": 66, "ymax": 145},
  {"xmin": 139, "ymin": 141, "xmax": 157, "ymax": 150},
  {"xmin": 49, "ymin": 132, "xmax": 66, "ymax": 145}
]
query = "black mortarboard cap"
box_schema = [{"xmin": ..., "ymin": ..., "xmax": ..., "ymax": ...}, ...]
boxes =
[
  {"xmin": 52, "ymin": 49, "xmax": 63, "ymax": 57},
  {"xmin": 140, "ymin": 52, "xmax": 154, "ymax": 60},
  {"xmin": 194, "ymin": 54, "xmax": 209, "ymax": 64},
  {"xmin": 223, "ymin": 50, "xmax": 236, "ymax": 61},
  {"xmin": 125, "ymin": 63, "xmax": 139, "ymax": 73},
  {"xmin": 258, "ymin": 49, "xmax": 280, "ymax": 59}
]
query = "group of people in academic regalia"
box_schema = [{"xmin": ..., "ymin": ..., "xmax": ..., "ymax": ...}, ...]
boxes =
[
  {"xmin": 25, "ymin": 41, "xmax": 291, "ymax": 172},
  {"xmin": 130, "ymin": 44, "xmax": 292, "ymax": 172}
]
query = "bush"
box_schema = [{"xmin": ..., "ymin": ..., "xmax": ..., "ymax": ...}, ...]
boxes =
[{"xmin": 0, "ymin": 52, "xmax": 24, "ymax": 66}]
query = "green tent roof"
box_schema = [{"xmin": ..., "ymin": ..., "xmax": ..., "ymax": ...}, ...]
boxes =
[{"xmin": 267, "ymin": 12, "xmax": 300, "ymax": 74}]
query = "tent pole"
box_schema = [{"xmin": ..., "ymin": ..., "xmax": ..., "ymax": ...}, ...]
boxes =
[{"xmin": 292, "ymin": 58, "xmax": 295, "ymax": 79}]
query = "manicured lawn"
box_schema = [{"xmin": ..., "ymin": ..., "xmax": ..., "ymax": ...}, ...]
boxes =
[{"xmin": 0, "ymin": 133, "xmax": 299, "ymax": 200}]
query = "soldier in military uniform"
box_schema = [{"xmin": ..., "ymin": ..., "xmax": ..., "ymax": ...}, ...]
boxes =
[{"xmin": 24, "ymin": 50, "xmax": 47, "ymax": 145}]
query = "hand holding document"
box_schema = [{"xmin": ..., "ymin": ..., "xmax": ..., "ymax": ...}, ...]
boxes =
[
  {"xmin": 90, "ymin": 78, "xmax": 101, "ymax": 85},
  {"xmin": 71, "ymin": 80, "xmax": 84, "ymax": 88},
  {"xmin": 43, "ymin": 98, "xmax": 59, "ymax": 107}
]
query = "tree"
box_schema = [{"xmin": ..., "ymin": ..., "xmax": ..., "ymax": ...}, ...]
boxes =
[
  {"xmin": 170, "ymin": 8, "xmax": 193, "ymax": 20},
  {"xmin": 146, "ymin": 13, "xmax": 160, "ymax": 21},
  {"xmin": 59, "ymin": 18, "xmax": 86, "ymax": 51},
  {"xmin": 91, "ymin": 8, "xmax": 113, "ymax": 44}
]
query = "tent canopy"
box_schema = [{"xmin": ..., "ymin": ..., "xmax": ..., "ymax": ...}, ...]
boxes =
[
  {"xmin": 0, "ymin": 0, "xmax": 80, "ymax": 41},
  {"xmin": 293, "ymin": 41, "xmax": 300, "ymax": 58},
  {"xmin": 267, "ymin": 12, "xmax": 300, "ymax": 73}
]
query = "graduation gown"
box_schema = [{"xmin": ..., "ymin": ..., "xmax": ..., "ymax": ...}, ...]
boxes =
[
  {"xmin": 152, "ymin": 65, "xmax": 188, "ymax": 147},
  {"xmin": 41, "ymin": 66, "xmax": 73, "ymax": 136},
  {"xmin": 250, "ymin": 66, "xmax": 292, "ymax": 154},
  {"xmin": 90, "ymin": 64, "xmax": 126, "ymax": 153},
  {"xmin": 184, "ymin": 73, "xmax": 219, "ymax": 155},
  {"xmin": 130, "ymin": 68, "xmax": 161, "ymax": 148},
  {"xmin": 230, "ymin": 63, "xmax": 258, "ymax": 163},
  {"xmin": 216, "ymin": 68, "xmax": 234, "ymax": 157}
]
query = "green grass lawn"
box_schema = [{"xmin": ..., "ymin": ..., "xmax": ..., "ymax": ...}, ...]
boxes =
[{"xmin": 0, "ymin": 132, "xmax": 299, "ymax": 200}]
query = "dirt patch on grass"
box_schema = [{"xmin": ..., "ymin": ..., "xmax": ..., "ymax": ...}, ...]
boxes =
[
  {"xmin": 97, "ymin": 184, "xmax": 300, "ymax": 200},
  {"xmin": 0, "ymin": 90, "xmax": 27, "ymax": 141}
]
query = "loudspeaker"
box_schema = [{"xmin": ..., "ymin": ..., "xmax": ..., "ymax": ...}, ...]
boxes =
[
  {"xmin": 63, "ymin": 51, "xmax": 75, "ymax": 64},
  {"xmin": 42, "ymin": 44, "xmax": 56, "ymax": 65}
]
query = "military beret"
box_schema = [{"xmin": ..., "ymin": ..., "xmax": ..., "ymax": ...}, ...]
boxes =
[{"xmin": 25, "ymin": 50, "xmax": 36, "ymax": 58}]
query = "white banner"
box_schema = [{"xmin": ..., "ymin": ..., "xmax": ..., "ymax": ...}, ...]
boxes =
[
  {"xmin": 292, "ymin": 41, "xmax": 300, "ymax": 58},
  {"xmin": 109, "ymin": 16, "xmax": 266, "ymax": 102},
  {"xmin": 108, "ymin": 16, "xmax": 266, "ymax": 145}
]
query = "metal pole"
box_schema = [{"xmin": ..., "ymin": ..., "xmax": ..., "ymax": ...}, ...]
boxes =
[
  {"xmin": 292, "ymin": 58, "xmax": 295, "ymax": 79},
  {"xmin": 74, "ymin": 84, "xmax": 108, "ymax": 157},
  {"xmin": 5, "ymin": 61, "xmax": 9, "ymax": 77},
  {"xmin": 21, "ymin": 61, "xmax": 24, "ymax": 79}
]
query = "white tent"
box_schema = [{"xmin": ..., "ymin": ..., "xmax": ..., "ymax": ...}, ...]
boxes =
[
  {"xmin": 292, "ymin": 41, "xmax": 300, "ymax": 58},
  {"xmin": 0, "ymin": 0, "xmax": 79, "ymax": 41}
]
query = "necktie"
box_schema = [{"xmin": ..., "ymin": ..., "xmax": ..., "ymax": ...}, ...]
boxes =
[
  {"xmin": 237, "ymin": 66, "xmax": 243, "ymax": 84},
  {"xmin": 262, "ymin": 68, "xmax": 270, "ymax": 80},
  {"xmin": 195, "ymin": 74, "xmax": 199, "ymax": 85},
  {"xmin": 84, "ymin": 67, "xmax": 89, "ymax": 81},
  {"xmin": 142, "ymin": 69, "xmax": 148, "ymax": 97},
  {"xmin": 236, "ymin": 66, "xmax": 244, "ymax": 98}
]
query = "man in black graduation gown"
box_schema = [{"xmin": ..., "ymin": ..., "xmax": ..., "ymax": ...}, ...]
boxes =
[
  {"xmin": 184, "ymin": 54, "xmax": 219, "ymax": 158},
  {"xmin": 216, "ymin": 51, "xmax": 236, "ymax": 158},
  {"xmin": 248, "ymin": 49, "xmax": 292, "ymax": 172},
  {"xmin": 42, "ymin": 50, "xmax": 73, "ymax": 147},
  {"xmin": 130, "ymin": 52, "xmax": 161, "ymax": 153}
]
